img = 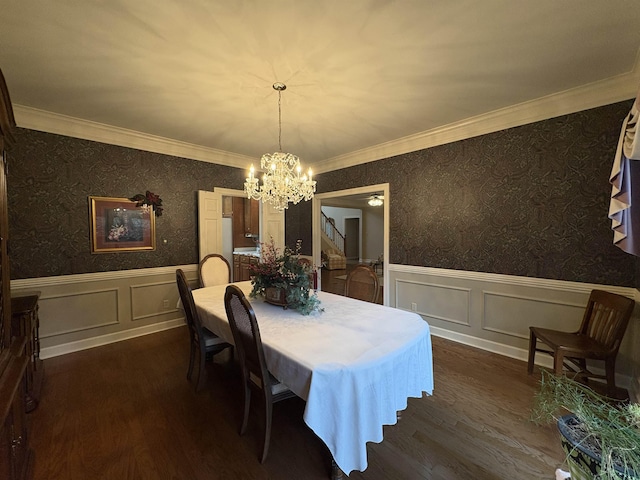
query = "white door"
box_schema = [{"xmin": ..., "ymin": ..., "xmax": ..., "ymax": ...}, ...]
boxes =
[{"xmin": 197, "ymin": 190, "xmax": 222, "ymax": 261}]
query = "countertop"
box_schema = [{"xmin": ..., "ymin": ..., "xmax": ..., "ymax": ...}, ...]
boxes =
[{"xmin": 233, "ymin": 250, "xmax": 260, "ymax": 257}]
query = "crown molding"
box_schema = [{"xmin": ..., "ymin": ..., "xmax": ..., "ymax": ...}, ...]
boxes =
[
  {"xmin": 13, "ymin": 105, "xmax": 255, "ymax": 169},
  {"xmin": 314, "ymin": 54, "xmax": 640, "ymax": 174},
  {"xmin": 12, "ymin": 50, "xmax": 640, "ymax": 174}
]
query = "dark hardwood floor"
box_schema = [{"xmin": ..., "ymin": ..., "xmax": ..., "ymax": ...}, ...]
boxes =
[{"xmin": 28, "ymin": 326, "xmax": 563, "ymax": 479}]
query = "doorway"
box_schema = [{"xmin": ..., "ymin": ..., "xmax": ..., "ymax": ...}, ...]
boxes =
[
  {"xmin": 312, "ymin": 183, "xmax": 389, "ymax": 304},
  {"xmin": 197, "ymin": 188, "xmax": 285, "ymax": 266},
  {"xmin": 344, "ymin": 217, "xmax": 360, "ymax": 260}
]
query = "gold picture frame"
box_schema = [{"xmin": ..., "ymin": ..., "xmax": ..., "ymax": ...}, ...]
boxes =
[{"xmin": 89, "ymin": 196, "xmax": 156, "ymax": 253}]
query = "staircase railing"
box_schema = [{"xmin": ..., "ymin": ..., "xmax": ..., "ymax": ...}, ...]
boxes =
[{"xmin": 321, "ymin": 212, "xmax": 345, "ymax": 254}]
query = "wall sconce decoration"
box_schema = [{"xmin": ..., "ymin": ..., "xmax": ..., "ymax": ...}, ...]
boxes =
[{"xmin": 129, "ymin": 191, "xmax": 163, "ymax": 216}]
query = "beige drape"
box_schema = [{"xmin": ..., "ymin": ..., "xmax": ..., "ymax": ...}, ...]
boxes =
[{"xmin": 609, "ymin": 88, "xmax": 640, "ymax": 255}]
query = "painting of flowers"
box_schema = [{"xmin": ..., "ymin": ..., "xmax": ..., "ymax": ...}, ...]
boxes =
[{"xmin": 89, "ymin": 196, "xmax": 156, "ymax": 253}]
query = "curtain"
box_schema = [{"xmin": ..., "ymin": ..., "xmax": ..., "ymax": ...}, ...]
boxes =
[{"xmin": 609, "ymin": 89, "xmax": 640, "ymax": 255}]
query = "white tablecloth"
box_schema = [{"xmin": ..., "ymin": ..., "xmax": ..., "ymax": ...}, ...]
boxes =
[{"xmin": 192, "ymin": 281, "xmax": 434, "ymax": 475}]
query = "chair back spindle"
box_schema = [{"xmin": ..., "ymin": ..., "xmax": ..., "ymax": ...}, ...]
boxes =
[{"xmin": 580, "ymin": 290, "xmax": 634, "ymax": 352}]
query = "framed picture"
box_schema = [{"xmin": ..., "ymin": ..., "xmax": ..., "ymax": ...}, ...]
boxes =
[{"xmin": 89, "ymin": 196, "xmax": 156, "ymax": 253}]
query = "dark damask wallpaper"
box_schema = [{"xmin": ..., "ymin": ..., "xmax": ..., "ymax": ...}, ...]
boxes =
[
  {"xmin": 287, "ymin": 100, "xmax": 636, "ymax": 287},
  {"xmin": 8, "ymin": 129, "xmax": 245, "ymax": 279},
  {"xmin": 8, "ymin": 100, "xmax": 637, "ymax": 286}
]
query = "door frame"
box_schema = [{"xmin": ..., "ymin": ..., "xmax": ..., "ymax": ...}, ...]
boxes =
[{"xmin": 312, "ymin": 183, "xmax": 389, "ymax": 305}]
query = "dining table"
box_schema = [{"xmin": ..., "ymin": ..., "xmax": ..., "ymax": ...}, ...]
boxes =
[{"xmin": 192, "ymin": 281, "xmax": 434, "ymax": 478}]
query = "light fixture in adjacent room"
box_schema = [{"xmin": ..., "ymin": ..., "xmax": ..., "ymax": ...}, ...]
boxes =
[
  {"xmin": 244, "ymin": 82, "xmax": 316, "ymax": 211},
  {"xmin": 368, "ymin": 194, "xmax": 383, "ymax": 207}
]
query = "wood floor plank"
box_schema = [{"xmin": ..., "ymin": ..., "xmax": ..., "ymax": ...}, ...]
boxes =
[{"xmin": 28, "ymin": 326, "xmax": 563, "ymax": 479}]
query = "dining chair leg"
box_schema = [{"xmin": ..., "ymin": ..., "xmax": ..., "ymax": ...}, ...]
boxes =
[
  {"xmin": 553, "ymin": 351, "xmax": 564, "ymax": 375},
  {"xmin": 527, "ymin": 330, "xmax": 536, "ymax": 374},
  {"xmin": 331, "ymin": 458, "xmax": 344, "ymax": 480},
  {"xmin": 196, "ymin": 348, "xmax": 207, "ymax": 392},
  {"xmin": 260, "ymin": 400, "xmax": 273, "ymax": 463},
  {"xmin": 240, "ymin": 379, "xmax": 250, "ymax": 435},
  {"xmin": 187, "ymin": 343, "xmax": 196, "ymax": 380}
]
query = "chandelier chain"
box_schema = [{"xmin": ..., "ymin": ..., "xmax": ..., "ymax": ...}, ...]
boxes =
[{"xmin": 278, "ymin": 89, "xmax": 282, "ymax": 152}]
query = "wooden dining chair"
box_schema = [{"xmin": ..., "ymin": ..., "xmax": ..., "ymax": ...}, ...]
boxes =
[
  {"xmin": 198, "ymin": 253, "xmax": 231, "ymax": 288},
  {"xmin": 345, "ymin": 264, "xmax": 379, "ymax": 303},
  {"xmin": 176, "ymin": 269, "xmax": 232, "ymax": 392},
  {"xmin": 527, "ymin": 289, "xmax": 635, "ymax": 393},
  {"xmin": 224, "ymin": 284, "xmax": 296, "ymax": 464}
]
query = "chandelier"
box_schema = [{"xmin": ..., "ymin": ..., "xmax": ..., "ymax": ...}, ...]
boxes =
[{"xmin": 244, "ymin": 82, "xmax": 316, "ymax": 211}]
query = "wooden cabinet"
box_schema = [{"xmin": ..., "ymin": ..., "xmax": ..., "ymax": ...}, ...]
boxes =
[
  {"xmin": 233, "ymin": 254, "xmax": 259, "ymax": 282},
  {"xmin": 244, "ymin": 198, "xmax": 259, "ymax": 235},
  {"xmin": 232, "ymin": 197, "xmax": 259, "ymax": 249},
  {"xmin": 0, "ymin": 338, "xmax": 31, "ymax": 480},
  {"xmin": 0, "ymin": 68, "xmax": 34, "ymax": 480},
  {"xmin": 11, "ymin": 294, "xmax": 43, "ymax": 412},
  {"xmin": 222, "ymin": 196, "xmax": 233, "ymax": 218}
]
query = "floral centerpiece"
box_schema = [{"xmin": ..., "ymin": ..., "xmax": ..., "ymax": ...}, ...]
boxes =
[{"xmin": 249, "ymin": 238, "xmax": 322, "ymax": 315}]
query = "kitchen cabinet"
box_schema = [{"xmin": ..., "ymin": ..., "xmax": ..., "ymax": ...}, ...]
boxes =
[
  {"xmin": 232, "ymin": 197, "xmax": 259, "ymax": 248},
  {"xmin": 233, "ymin": 254, "xmax": 259, "ymax": 282},
  {"xmin": 222, "ymin": 196, "xmax": 233, "ymax": 218}
]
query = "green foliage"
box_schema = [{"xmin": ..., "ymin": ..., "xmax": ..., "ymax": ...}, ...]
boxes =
[
  {"xmin": 531, "ymin": 370, "xmax": 640, "ymax": 479},
  {"xmin": 249, "ymin": 238, "xmax": 323, "ymax": 315}
]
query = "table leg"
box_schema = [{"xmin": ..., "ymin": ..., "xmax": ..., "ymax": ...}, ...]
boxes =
[{"xmin": 331, "ymin": 458, "xmax": 344, "ymax": 480}]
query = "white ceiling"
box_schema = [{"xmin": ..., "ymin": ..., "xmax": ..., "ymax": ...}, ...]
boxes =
[{"xmin": 1, "ymin": 1, "xmax": 639, "ymax": 173}]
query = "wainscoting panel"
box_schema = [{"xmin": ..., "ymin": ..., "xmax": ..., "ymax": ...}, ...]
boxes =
[
  {"xmin": 11, "ymin": 265, "xmax": 195, "ymax": 358},
  {"xmin": 396, "ymin": 279, "xmax": 470, "ymax": 326},
  {"xmin": 482, "ymin": 291, "xmax": 586, "ymax": 339},
  {"xmin": 130, "ymin": 280, "xmax": 181, "ymax": 322},
  {"xmin": 39, "ymin": 288, "xmax": 119, "ymax": 339},
  {"xmin": 388, "ymin": 264, "xmax": 639, "ymax": 390}
]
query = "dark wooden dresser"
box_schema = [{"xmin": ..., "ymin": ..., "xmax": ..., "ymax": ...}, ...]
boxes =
[
  {"xmin": 0, "ymin": 68, "xmax": 34, "ymax": 479},
  {"xmin": 11, "ymin": 294, "xmax": 43, "ymax": 413}
]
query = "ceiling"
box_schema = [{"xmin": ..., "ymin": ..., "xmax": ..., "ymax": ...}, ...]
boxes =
[{"xmin": 1, "ymin": 1, "xmax": 639, "ymax": 174}]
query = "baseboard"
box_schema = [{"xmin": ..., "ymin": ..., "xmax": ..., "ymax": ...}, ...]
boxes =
[
  {"xmin": 429, "ymin": 325, "xmax": 633, "ymax": 390},
  {"xmin": 430, "ymin": 325, "xmax": 531, "ymax": 362},
  {"xmin": 40, "ymin": 318, "xmax": 185, "ymax": 359}
]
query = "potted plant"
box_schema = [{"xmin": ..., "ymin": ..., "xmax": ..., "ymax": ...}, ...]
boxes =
[
  {"xmin": 249, "ymin": 238, "xmax": 322, "ymax": 315},
  {"xmin": 531, "ymin": 370, "xmax": 640, "ymax": 479}
]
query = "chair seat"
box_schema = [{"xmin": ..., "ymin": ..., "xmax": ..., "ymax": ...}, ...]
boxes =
[
  {"xmin": 531, "ymin": 327, "xmax": 610, "ymax": 358},
  {"xmin": 202, "ymin": 327, "xmax": 228, "ymax": 346},
  {"xmin": 249, "ymin": 371, "xmax": 293, "ymax": 396}
]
